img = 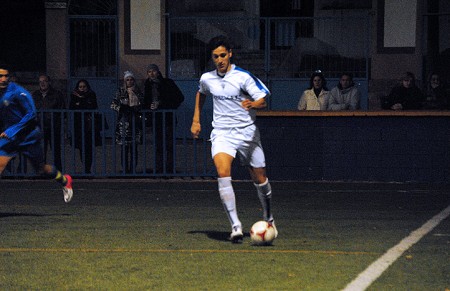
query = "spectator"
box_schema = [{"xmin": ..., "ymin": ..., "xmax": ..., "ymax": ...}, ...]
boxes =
[
  {"xmin": 422, "ymin": 72, "xmax": 449, "ymax": 110},
  {"xmin": 144, "ymin": 64, "xmax": 184, "ymax": 174},
  {"xmin": 298, "ymin": 71, "xmax": 329, "ymax": 110},
  {"xmin": 69, "ymin": 79, "xmax": 101, "ymax": 174},
  {"xmin": 382, "ymin": 72, "xmax": 425, "ymax": 110},
  {"xmin": 32, "ymin": 74, "xmax": 66, "ymax": 170},
  {"xmin": 111, "ymin": 71, "xmax": 144, "ymax": 173},
  {"xmin": 328, "ymin": 73, "xmax": 361, "ymax": 110}
]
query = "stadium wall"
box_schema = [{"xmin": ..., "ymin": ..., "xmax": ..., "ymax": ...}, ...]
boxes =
[{"xmin": 231, "ymin": 111, "xmax": 450, "ymax": 183}]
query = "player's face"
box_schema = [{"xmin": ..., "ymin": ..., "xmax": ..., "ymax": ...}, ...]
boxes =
[
  {"xmin": 0, "ymin": 69, "xmax": 10, "ymax": 89},
  {"xmin": 340, "ymin": 75, "xmax": 351, "ymax": 89},
  {"xmin": 212, "ymin": 46, "xmax": 232, "ymax": 75}
]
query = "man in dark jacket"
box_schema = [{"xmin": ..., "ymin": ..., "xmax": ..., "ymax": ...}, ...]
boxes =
[
  {"xmin": 382, "ymin": 72, "xmax": 425, "ymax": 110},
  {"xmin": 32, "ymin": 74, "xmax": 66, "ymax": 170},
  {"xmin": 144, "ymin": 64, "xmax": 184, "ymax": 174}
]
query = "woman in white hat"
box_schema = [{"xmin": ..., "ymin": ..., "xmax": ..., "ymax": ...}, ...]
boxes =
[{"xmin": 111, "ymin": 71, "xmax": 144, "ymax": 173}]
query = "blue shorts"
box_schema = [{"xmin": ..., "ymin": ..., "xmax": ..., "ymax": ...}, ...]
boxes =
[{"xmin": 0, "ymin": 130, "xmax": 44, "ymax": 170}]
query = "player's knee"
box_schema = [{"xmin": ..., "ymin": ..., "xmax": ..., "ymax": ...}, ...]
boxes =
[{"xmin": 217, "ymin": 170, "xmax": 231, "ymax": 178}]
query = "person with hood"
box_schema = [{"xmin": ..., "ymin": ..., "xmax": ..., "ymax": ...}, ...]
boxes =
[
  {"xmin": 328, "ymin": 73, "xmax": 361, "ymax": 110},
  {"xmin": 144, "ymin": 64, "xmax": 184, "ymax": 175}
]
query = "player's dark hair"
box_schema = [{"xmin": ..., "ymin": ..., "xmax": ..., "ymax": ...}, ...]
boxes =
[
  {"xmin": 0, "ymin": 62, "xmax": 11, "ymax": 71},
  {"xmin": 208, "ymin": 35, "xmax": 232, "ymax": 52}
]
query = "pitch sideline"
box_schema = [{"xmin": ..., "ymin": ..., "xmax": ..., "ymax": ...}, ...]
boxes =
[{"xmin": 342, "ymin": 204, "xmax": 450, "ymax": 291}]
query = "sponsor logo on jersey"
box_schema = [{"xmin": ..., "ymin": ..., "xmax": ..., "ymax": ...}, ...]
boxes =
[{"xmin": 213, "ymin": 95, "xmax": 240, "ymax": 101}]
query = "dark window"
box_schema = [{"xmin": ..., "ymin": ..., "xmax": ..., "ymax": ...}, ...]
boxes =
[
  {"xmin": 0, "ymin": 0, "xmax": 45, "ymax": 71},
  {"xmin": 69, "ymin": 0, "xmax": 117, "ymax": 15}
]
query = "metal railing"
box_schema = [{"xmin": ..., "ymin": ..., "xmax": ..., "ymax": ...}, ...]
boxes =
[{"xmin": 3, "ymin": 109, "xmax": 215, "ymax": 178}]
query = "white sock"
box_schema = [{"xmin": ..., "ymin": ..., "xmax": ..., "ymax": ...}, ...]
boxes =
[
  {"xmin": 218, "ymin": 177, "xmax": 241, "ymax": 228},
  {"xmin": 255, "ymin": 178, "xmax": 273, "ymax": 221}
]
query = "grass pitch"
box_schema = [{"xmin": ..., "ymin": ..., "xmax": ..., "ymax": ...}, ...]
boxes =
[{"xmin": 1, "ymin": 180, "xmax": 449, "ymax": 290}]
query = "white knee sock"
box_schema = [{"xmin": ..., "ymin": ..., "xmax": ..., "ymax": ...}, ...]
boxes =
[
  {"xmin": 218, "ymin": 177, "xmax": 241, "ymax": 228},
  {"xmin": 255, "ymin": 178, "xmax": 273, "ymax": 221}
]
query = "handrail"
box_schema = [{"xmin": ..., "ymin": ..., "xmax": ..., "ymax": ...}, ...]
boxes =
[{"xmin": 256, "ymin": 110, "xmax": 450, "ymax": 117}]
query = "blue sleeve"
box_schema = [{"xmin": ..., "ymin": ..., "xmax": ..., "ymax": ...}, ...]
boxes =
[{"xmin": 4, "ymin": 89, "xmax": 37, "ymax": 141}]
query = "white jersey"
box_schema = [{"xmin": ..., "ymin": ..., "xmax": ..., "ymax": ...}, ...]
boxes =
[{"xmin": 198, "ymin": 64, "xmax": 270, "ymax": 129}]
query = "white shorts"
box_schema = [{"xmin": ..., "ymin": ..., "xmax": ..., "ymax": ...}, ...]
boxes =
[{"xmin": 210, "ymin": 124, "xmax": 266, "ymax": 168}]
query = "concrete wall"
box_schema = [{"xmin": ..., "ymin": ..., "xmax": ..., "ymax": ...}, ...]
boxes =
[{"xmin": 231, "ymin": 111, "xmax": 450, "ymax": 183}]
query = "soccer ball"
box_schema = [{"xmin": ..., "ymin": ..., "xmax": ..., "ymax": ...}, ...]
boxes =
[{"xmin": 250, "ymin": 221, "xmax": 276, "ymax": 246}]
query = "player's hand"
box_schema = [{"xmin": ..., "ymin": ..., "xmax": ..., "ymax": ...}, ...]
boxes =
[
  {"xmin": 241, "ymin": 99, "xmax": 253, "ymax": 111},
  {"xmin": 191, "ymin": 122, "xmax": 201, "ymax": 139},
  {"xmin": 0, "ymin": 132, "xmax": 8, "ymax": 139}
]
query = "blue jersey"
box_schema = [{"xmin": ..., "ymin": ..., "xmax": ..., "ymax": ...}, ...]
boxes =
[{"xmin": 0, "ymin": 82, "xmax": 41, "ymax": 149}]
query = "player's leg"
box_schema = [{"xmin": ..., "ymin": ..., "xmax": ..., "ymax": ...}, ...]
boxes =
[
  {"xmin": 0, "ymin": 156, "xmax": 13, "ymax": 175},
  {"xmin": 249, "ymin": 167, "xmax": 278, "ymax": 237},
  {"xmin": 249, "ymin": 167, "xmax": 273, "ymax": 219},
  {"xmin": 214, "ymin": 152, "xmax": 243, "ymax": 242},
  {"xmin": 239, "ymin": 125, "xmax": 277, "ymax": 237},
  {"xmin": 26, "ymin": 142, "xmax": 73, "ymax": 203}
]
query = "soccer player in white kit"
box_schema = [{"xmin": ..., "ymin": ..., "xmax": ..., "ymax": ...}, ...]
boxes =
[{"xmin": 191, "ymin": 35, "xmax": 277, "ymax": 243}]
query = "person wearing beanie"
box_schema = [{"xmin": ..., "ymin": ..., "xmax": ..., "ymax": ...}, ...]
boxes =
[
  {"xmin": 111, "ymin": 70, "xmax": 144, "ymax": 173},
  {"xmin": 144, "ymin": 63, "xmax": 184, "ymax": 175}
]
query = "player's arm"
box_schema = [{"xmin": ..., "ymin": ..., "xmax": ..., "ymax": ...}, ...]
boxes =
[
  {"xmin": 241, "ymin": 96, "xmax": 267, "ymax": 111},
  {"xmin": 191, "ymin": 91, "xmax": 206, "ymax": 139},
  {"xmin": 4, "ymin": 91, "xmax": 37, "ymax": 141}
]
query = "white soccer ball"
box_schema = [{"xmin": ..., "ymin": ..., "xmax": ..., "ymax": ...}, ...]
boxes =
[{"xmin": 250, "ymin": 221, "xmax": 276, "ymax": 246}]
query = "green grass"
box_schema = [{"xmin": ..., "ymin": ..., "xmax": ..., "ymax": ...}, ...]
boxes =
[{"xmin": 1, "ymin": 180, "xmax": 449, "ymax": 290}]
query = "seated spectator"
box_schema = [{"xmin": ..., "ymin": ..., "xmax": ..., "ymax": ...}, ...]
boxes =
[
  {"xmin": 422, "ymin": 72, "xmax": 449, "ymax": 110},
  {"xmin": 328, "ymin": 73, "xmax": 361, "ymax": 110},
  {"xmin": 382, "ymin": 72, "xmax": 425, "ymax": 110},
  {"xmin": 298, "ymin": 71, "xmax": 329, "ymax": 110}
]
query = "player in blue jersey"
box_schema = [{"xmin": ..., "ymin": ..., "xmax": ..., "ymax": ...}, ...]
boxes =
[
  {"xmin": 0, "ymin": 64, "xmax": 73, "ymax": 202},
  {"xmin": 190, "ymin": 36, "xmax": 277, "ymax": 243}
]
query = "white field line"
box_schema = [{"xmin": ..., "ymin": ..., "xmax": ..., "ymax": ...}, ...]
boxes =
[{"xmin": 342, "ymin": 204, "xmax": 450, "ymax": 291}]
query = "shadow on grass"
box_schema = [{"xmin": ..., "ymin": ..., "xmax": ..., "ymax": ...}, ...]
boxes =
[{"xmin": 188, "ymin": 230, "xmax": 250, "ymax": 242}]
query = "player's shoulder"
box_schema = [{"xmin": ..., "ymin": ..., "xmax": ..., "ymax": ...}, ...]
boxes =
[
  {"xmin": 231, "ymin": 66, "xmax": 257, "ymax": 81},
  {"xmin": 7, "ymin": 82, "xmax": 30, "ymax": 96},
  {"xmin": 200, "ymin": 70, "xmax": 217, "ymax": 81}
]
